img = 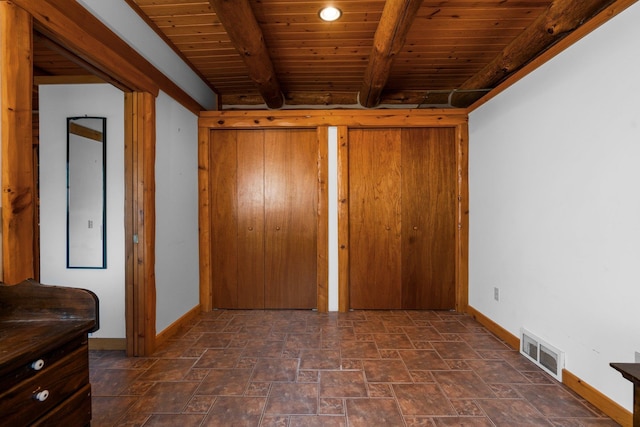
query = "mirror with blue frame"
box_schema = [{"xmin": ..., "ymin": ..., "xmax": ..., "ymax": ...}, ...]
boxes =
[{"xmin": 67, "ymin": 116, "xmax": 106, "ymax": 269}]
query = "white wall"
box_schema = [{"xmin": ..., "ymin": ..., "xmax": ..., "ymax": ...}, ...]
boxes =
[
  {"xmin": 39, "ymin": 84, "xmax": 126, "ymax": 338},
  {"xmin": 155, "ymin": 91, "xmax": 200, "ymax": 332},
  {"xmin": 77, "ymin": 0, "xmax": 216, "ymax": 111},
  {"xmin": 469, "ymin": 3, "xmax": 640, "ymax": 412},
  {"xmin": 328, "ymin": 127, "xmax": 339, "ymax": 311}
]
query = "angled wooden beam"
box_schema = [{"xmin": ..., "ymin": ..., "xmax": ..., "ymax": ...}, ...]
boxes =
[
  {"xmin": 14, "ymin": 0, "xmax": 157, "ymax": 94},
  {"xmin": 359, "ymin": 0, "xmax": 424, "ymax": 108},
  {"xmin": 13, "ymin": 0, "xmax": 208, "ymax": 114},
  {"xmin": 209, "ymin": 0, "xmax": 284, "ymax": 109},
  {"xmin": 69, "ymin": 122, "xmax": 103, "ymax": 143},
  {"xmin": 452, "ymin": 0, "xmax": 618, "ymax": 107}
]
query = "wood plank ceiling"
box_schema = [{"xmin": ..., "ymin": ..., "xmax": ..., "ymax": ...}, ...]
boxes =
[{"xmin": 34, "ymin": 0, "xmax": 621, "ymax": 110}]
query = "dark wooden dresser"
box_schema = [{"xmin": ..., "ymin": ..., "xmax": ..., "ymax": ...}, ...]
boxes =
[{"xmin": 0, "ymin": 279, "xmax": 99, "ymax": 426}]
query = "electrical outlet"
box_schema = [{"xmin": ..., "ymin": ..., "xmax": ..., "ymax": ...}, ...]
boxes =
[
  {"xmin": 493, "ymin": 287, "xmax": 500, "ymax": 302},
  {"xmin": 635, "ymin": 351, "xmax": 640, "ymax": 363}
]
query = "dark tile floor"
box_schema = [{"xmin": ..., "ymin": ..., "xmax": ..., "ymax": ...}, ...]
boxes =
[{"xmin": 89, "ymin": 310, "xmax": 620, "ymax": 426}]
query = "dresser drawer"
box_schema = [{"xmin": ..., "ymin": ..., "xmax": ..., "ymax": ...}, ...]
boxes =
[
  {"xmin": 0, "ymin": 345, "xmax": 89, "ymax": 426},
  {"xmin": 32, "ymin": 384, "xmax": 92, "ymax": 427},
  {"xmin": 0, "ymin": 334, "xmax": 86, "ymax": 391}
]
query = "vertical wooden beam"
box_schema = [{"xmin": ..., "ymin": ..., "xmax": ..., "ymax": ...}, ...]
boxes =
[
  {"xmin": 124, "ymin": 94, "xmax": 134, "ymax": 356},
  {"xmin": 125, "ymin": 92, "xmax": 156, "ymax": 356},
  {"xmin": 138, "ymin": 91, "xmax": 156, "ymax": 356},
  {"xmin": 336, "ymin": 126, "xmax": 350, "ymax": 312},
  {"xmin": 316, "ymin": 126, "xmax": 329, "ymax": 312},
  {"xmin": 32, "ymin": 145, "xmax": 39, "ymax": 282},
  {"xmin": 455, "ymin": 122, "xmax": 469, "ymax": 312},
  {"xmin": 1, "ymin": 1, "xmax": 34, "ymax": 284},
  {"xmin": 198, "ymin": 125, "xmax": 212, "ymax": 312}
]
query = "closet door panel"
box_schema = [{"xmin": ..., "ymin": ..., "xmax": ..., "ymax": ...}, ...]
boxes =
[
  {"xmin": 236, "ymin": 131, "xmax": 265, "ymax": 309},
  {"xmin": 401, "ymin": 128, "xmax": 456, "ymax": 309},
  {"xmin": 348, "ymin": 129, "xmax": 375, "ymax": 308},
  {"xmin": 210, "ymin": 130, "xmax": 238, "ymax": 308},
  {"xmin": 349, "ymin": 129, "xmax": 402, "ymax": 309},
  {"xmin": 374, "ymin": 130, "xmax": 402, "ymax": 308},
  {"xmin": 264, "ymin": 129, "xmax": 317, "ymax": 309}
]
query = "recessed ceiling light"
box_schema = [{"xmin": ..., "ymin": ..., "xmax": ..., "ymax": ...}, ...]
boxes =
[{"xmin": 319, "ymin": 6, "xmax": 342, "ymax": 22}]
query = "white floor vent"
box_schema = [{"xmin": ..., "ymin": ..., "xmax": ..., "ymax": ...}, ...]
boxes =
[{"xmin": 520, "ymin": 328, "xmax": 565, "ymax": 381}]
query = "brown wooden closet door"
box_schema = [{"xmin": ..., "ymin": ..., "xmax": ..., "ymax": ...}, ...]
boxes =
[
  {"xmin": 210, "ymin": 130, "xmax": 239, "ymax": 308},
  {"xmin": 349, "ymin": 127, "xmax": 456, "ymax": 310},
  {"xmin": 349, "ymin": 129, "xmax": 402, "ymax": 309},
  {"xmin": 264, "ymin": 129, "xmax": 318, "ymax": 309},
  {"xmin": 401, "ymin": 128, "xmax": 456, "ymax": 309},
  {"xmin": 236, "ymin": 130, "xmax": 265, "ymax": 308},
  {"xmin": 210, "ymin": 129, "xmax": 318, "ymax": 309}
]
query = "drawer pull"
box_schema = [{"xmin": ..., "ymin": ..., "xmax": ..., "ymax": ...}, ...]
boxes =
[
  {"xmin": 34, "ymin": 390, "xmax": 50, "ymax": 402},
  {"xmin": 31, "ymin": 359, "xmax": 45, "ymax": 371}
]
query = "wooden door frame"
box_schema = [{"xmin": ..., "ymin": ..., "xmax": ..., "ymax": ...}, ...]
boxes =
[
  {"xmin": 198, "ymin": 110, "xmax": 469, "ymax": 313},
  {"xmin": 5, "ymin": 0, "xmax": 206, "ymax": 356}
]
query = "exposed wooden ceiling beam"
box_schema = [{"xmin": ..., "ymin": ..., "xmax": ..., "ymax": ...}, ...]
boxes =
[
  {"xmin": 209, "ymin": 0, "xmax": 283, "ymax": 109},
  {"xmin": 222, "ymin": 92, "xmax": 360, "ymax": 107},
  {"xmin": 222, "ymin": 91, "xmax": 454, "ymax": 108},
  {"xmin": 220, "ymin": 90, "xmax": 468, "ymax": 109},
  {"xmin": 381, "ymin": 90, "xmax": 452, "ymax": 106},
  {"xmin": 358, "ymin": 0, "xmax": 424, "ymax": 108},
  {"xmin": 451, "ymin": 0, "xmax": 618, "ymax": 107}
]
